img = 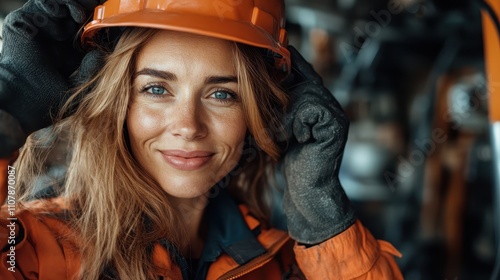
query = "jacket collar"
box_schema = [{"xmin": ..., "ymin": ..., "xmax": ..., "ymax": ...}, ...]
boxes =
[{"xmin": 192, "ymin": 187, "xmax": 266, "ymax": 279}]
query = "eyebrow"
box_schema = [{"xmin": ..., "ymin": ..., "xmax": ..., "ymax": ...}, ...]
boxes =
[
  {"xmin": 135, "ymin": 68, "xmax": 176, "ymax": 81},
  {"xmin": 134, "ymin": 68, "xmax": 237, "ymax": 84},
  {"xmin": 205, "ymin": 76, "xmax": 238, "ymax": 84}
]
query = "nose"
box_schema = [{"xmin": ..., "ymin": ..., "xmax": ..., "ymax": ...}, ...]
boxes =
[{"xmin": 168, "ymin": 97, "xmax": 208, "ymax": 141}]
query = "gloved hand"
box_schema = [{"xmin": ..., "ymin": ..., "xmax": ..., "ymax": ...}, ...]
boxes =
[
  {"xmin": 279, "ymin": 46, "xmax": 356, "ymax": 245},
  {"xmin": 0, "ymin": 0, "xmax": 103, "ymax": 157}
]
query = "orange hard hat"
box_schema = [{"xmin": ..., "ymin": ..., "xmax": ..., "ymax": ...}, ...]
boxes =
[{"xmin": 82, "ymin": 0, "xmax": 290, "ymax": 72}]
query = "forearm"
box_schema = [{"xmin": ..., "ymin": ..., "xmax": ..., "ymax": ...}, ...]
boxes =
[
  {"xmin": 294, "ymin": 220, "xmax": 403, "ymax": 279},
  {"xmin": 0, "ymin": 0, "xmax": 103, "ymax": 162}
]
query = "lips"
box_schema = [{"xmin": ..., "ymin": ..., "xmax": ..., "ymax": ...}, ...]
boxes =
[{"xmin": 160, "ymin": 150, "xmax": 214, "ymax": 171}]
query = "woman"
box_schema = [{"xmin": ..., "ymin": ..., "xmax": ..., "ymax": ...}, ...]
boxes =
[{"xmin": 0, "ymin": 0, "xmax": 403, "ymax": 279}]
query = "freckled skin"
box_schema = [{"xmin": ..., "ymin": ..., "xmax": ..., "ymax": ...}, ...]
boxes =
[{"xmin": 127, "ymin": 30, "xmax": 247, "ymax": 199}]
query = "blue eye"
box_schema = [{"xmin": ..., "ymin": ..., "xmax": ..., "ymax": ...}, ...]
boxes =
[
  {"xmin": 213, "ymin": 91, "xmax": 230, "ymax": 99},
  {"xmin": 210, "ymin": 89, "xmax": 239, "ymax": 103},
  {"xmin": 148, "ymin": 86, "xmax": 166, "ymax": 95},
  {"xmin": 139, "ymin": 84, "xmax": 170, "ymax": 99}
]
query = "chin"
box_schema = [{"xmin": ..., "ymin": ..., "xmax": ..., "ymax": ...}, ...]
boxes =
[{"xmin": 160, "ymin": 177, "xmax": 219, "ymax": 199}]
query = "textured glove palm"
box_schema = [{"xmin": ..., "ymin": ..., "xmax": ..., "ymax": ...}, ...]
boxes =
[
  {"xmin": 0, "ymin": 0, "xmax": 102, "ymax": 157},
  {"xmin": 280, "ymin": 46, "xmax": 356, "ymax": 245}
]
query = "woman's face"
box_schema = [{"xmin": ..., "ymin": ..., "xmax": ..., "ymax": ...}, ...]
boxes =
[{"xmin": 127, "ymin": 30, "xmax": 247, "ymax": 199}]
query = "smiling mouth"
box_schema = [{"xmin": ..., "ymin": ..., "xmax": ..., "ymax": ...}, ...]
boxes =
[{"xmin": 160, "ymin": 150, "xmax": 214, "ymax": 171}]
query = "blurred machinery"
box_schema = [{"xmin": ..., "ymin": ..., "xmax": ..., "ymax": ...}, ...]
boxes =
[
  {"xmin": 285, "ymin": 0, "xmax": 495, "ymax": 279},
  {"xmin": 482, "ymin": 1, "xmax": 500, "ymax": 279},
  {"xmin": 0, "ymin": 0, "xmax": 24, "ymax": 52},
  {"xmin": 0, "ymin": 0, "xmax": 23, "ymax": 16}
]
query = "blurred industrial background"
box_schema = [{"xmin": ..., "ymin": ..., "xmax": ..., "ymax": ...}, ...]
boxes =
[{"xmin": 1, "ymin": 0, "xmax": 498, "ymax": 279}]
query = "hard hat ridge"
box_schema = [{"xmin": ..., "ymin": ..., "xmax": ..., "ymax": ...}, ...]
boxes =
[{"xmin": 82, "ymin": 0, "xmax": 290, "ymax": 72}]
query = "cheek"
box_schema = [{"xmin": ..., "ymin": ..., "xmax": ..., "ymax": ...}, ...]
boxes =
[
  {"xmin": 126, "ymin": 102, "xmax": 165, "ymax": 150},
  {"xmin": 214, "ymin": 110, "xmax": 247, "ymax": 155}
]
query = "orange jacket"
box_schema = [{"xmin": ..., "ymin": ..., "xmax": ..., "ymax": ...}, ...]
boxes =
[{"xmin": 0, "ymin": 160, "xmax": 403, "ymax": 279}]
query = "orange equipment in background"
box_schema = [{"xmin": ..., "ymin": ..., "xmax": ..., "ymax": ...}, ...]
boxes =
[{"xmin": 481, "ymin": 0, "xmax": 500, "ymax": 279}]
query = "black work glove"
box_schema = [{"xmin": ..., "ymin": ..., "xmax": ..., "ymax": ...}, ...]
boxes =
[
  {"xmin": 279, "ymin": 46, "xmax": 356, "ymax": 245},
  {"xmin": 0, "ymin": 0, "xmax": 103, "ymax": 157}
]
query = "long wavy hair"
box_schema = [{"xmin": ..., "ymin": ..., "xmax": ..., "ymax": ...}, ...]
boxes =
[{"xmin": 15, "ymin": 27, "xmax": 288, "ymax": 279}]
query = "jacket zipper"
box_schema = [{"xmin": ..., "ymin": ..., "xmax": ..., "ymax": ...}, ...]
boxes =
[{"xmin": 217, "ymin": 233, "xmax": 290, "ymax": 280}]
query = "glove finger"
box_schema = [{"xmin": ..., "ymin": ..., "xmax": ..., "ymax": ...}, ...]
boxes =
[
  {"xmin": 33, "ymin": 0, "xmax": 92, "ymax": 25},
  {"xmin": 75, "ymin": 0, "xmax": 101, "ymax": 13},
  {"xmin": 7, "ymin": 7, "xmax": 80, "ymax": 42},
  {"xmin": 293, "ymin": 101, "xmax": 346, "ymax": 144},
  {"xmin": 1, "ymin": 16, "xmax": 82, "ymax": 84},
  {"xmin": 66, "ymin": 0, "xmax": 102, "ymax": 24},
  {"xmin": 292, "ymin": 103, "xmax": 319, "ymax": 143},
  {"xmin": 42, "ymin": 18, "xmax": 80, "ymax": 41},
  {"xmin": 64, "ymin": 0, "xmax": 88, "ymax": 24},
  {"xmin": 34, "ymin": 0, "xmax": 70, "ymax": 18},
  {"xmin": 65, "ymin": 0, "xmax": 102, "ymax": 24},
  {"xmin": 279, "ymin": 95, "xmax": 330, "ymax": 144},
  {"xmin": 72, "ymin": 49, "xmax": 106, "ymax": 86}
]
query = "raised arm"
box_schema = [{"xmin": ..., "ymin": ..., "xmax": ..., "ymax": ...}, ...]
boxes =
[
  {"xmin": 0, "ymin": 0, "xmax": 102, "ymax": 202},
  {"xmin": 279, "ymin": 46, "xmax": 403, "ymax": 278}
]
